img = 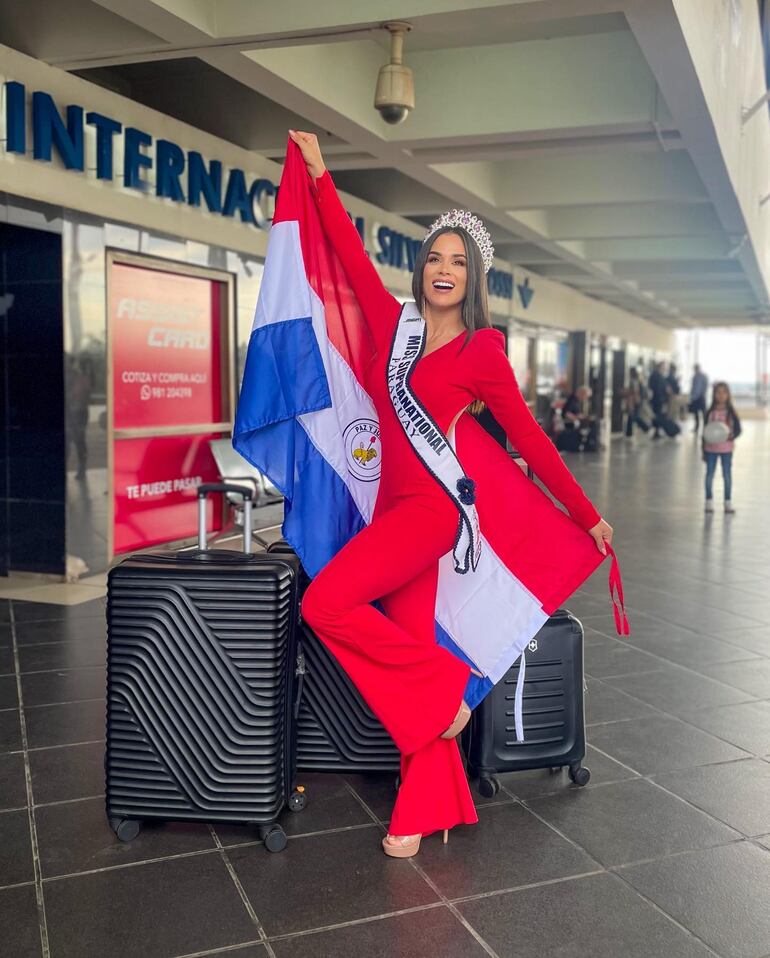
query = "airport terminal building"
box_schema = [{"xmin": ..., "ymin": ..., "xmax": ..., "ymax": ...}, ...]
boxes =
[
  {"xmin": 0, "ymin": 45, "xmax": 673, "ymax": 578},
  {"xmin": 2, "ymin": 5, "xmax": 770, "ymax": 958}
]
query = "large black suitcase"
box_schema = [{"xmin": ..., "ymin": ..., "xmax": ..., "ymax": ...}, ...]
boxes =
[
  {"xmin": 106, "ymin": 484, "xmax": 307, "ymax": 853},
  {"xmin": 266, "ymin": 540, "xmax": 400, "ymax": 773},
  {"xmin": 464, "ymin": 610, "xmax": 591, "ymax": 798},
  {"xmin": 654, "ymin": 414, "xmax": 681, "ymax": 437}
]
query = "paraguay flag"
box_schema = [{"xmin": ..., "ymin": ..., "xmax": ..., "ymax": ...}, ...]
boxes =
[{"xmin": 234, "ymin": 143, "xmax": 616, "ymax": 715}]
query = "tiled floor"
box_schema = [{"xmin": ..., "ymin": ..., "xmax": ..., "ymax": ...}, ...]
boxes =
[{"xmin": 2, "ymin": 422, "xmax": 769, "ymax": 958}]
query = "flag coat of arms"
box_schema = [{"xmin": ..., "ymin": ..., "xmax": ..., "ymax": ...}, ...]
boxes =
[{"xmin": 234, "ymin": 143, "xmax": 617, "ymax": 715}]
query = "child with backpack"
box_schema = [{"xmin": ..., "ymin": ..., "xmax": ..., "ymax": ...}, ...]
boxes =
[{"xmin": 702, "ymin": 382, "xmax": 741, "ymax": 514}]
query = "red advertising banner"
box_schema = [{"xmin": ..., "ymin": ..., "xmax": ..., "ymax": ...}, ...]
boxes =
[
  {"xmin": 111, "ymin": 263, "xmax": 223, "ymax": 430},
  {"xmin": 110, "ymin": 260, "xmax": 230, "ymax": 554},
  {"xmin": 113, "ymin": 434, "xmax": 223, "ymax": 554}
]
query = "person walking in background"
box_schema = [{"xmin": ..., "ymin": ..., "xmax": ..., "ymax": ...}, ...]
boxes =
[
  {"xmin": 666, "ymin": 363, "xmax": 681, "ymax": 400},
  {"xmin": 689, "ymin": 364, "xmax": 709, "ymax": 434},
  {"xmin": 648, "ymin": 361, "xmax": 669, "ymax": 439},
  {"xmin": 666, "ymin": 362, "xmax": 686, "ymax": 420},
  {"xmin": 624, "ymin": 367, "xmax": 650, "ymax": 439},
  {"xmin": 703, "ymin": 381, "xmax": 741, "ymax": 514}
]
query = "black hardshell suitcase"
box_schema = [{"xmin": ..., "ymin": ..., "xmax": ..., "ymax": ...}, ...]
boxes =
[
  {"xmin": 654, "ymin": 414, "xmax": 681, "ymax": 438},
  {"xmin": 266, "ymin": 540, "xmax": 401, "ymax": 774},
  {"xmin": 464, "ymin": 609, "xmax": 590, "ymax": 798},
  {"xmin": 106, "ymin": 484, "xmax": 307, "ymax": 853},
  {"xmin": 464, "ymin": 450, "xmax": 591, "ymax": 797}
]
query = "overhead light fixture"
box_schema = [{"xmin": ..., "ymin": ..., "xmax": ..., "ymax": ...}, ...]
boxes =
[{"xmin": 374, "ymin": 22, "xmax": 414, "ymax": 125}]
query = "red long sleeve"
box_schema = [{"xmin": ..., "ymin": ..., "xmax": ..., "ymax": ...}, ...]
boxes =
[
  {"xmin": 468, "ymin": 329, "xmax": 601, "ymax": 531},
  {"xmin": 311, "ymin": 170, "xmax": 400, "ymax": 350}
]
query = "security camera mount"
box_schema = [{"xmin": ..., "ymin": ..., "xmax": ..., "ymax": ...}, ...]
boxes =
[{"xmin": 374, "ymin": 21, "xmax": 415, "ymax": 125}]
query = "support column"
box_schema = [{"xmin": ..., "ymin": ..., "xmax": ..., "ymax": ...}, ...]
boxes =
[{"xmin": 568, "ymin": 331, "xmax": 589, "ymax": 393}]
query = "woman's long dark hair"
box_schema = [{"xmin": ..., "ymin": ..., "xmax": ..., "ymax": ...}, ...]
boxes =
[
  {"xmin": 411, "ymin": 225, "xmax": 491, "ymax": 346},
  {"xmin": 706, "ymin": 381, "xmax": 739, "ymax": 426}
]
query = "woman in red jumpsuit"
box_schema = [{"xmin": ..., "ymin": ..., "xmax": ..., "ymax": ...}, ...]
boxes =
[{"xmin": 289, "ymin": 130, "xmax": 613, "ymax": 858}]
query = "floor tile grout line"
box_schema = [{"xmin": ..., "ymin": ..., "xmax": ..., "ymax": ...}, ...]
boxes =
[
  {"xmin": 15, "ymin": 665, "xmax": 107, "ymax": 677},
  {"xmin": 260, "ymin": 901, "xmax": 449, "ymax": 947},
  {"xmin": 607, "ymin": 836, "xmax": 758, "ymax": 873},
  {"xmin": 0, "ymin": 878, "xmax": 37, "ymax": 892},
  {"xmin": 9, "ymin": 604, "xmax": 51, "ymax": 958},
  {"xmin": 505, "ymin": 749, "xmax": 765, "ymax": 840},
  {"xmin": 28, "ymin": 739, "xmax": 105, "ymax": 752},
  {"xmin": 639, "ymin": 775, "xmax": 763, "ymax": 839},
  {"xmin": 169, "ymin": 937, "xmax": 270, "ymax": 958},
  {"xmin": 520, "ymin": 791, "xmax": 737, "ymax": 957},
  {"xmin": 210, "ymin": 821, "xmax": 377, "ymax": 853},
  {"xmin": 400, "ymin": 852, "xmax": 504, "ymax": 958},
  {"xmin": 584, "ymin": 709, "xmax": 769, "ymax": 759},
  {"xmin": 40, "ymin": 845, "xmax": 222, "ymax": 883},
  {"xmin": 607, "ymin": 586, "xmax": 769, "ymax": 627},
  {"xmin": 598, "ymin": 671, "xmax": 761, "ymax": 707},
  {"xmin": 584, "ymin": 673, "xmax": 760, "ymax": 755},
  {"xmin": 446, "ymin": 869, "xmax": 606, "ymax": 906},
  {"xmin": 11, "ymin": 769, "xmax": 755, "ymax": 891},
  {"xmin": 5, "ymin": 638, "xmax": 106, "ymax": 648},
  {"xmin": 585, "ymin": 667, "xmax": 673, "ymax": 681},
  {"xmin": 208, "ymin": 826, "xmax": 277, "ymax": 958},
  {"xmin": 607, "ymin": 868, "xmax": 725, "ymax": 957},
  {"xmin": 341, "ymin": 780, "xmax": 503, "ymax": 958},
  {"xmin": 519, "ymin": 797, "xmax": 752, "ymax": 879},
  {"xmin": 584, "ymin": 630, "xmax": 766, "ymax": 695},
  {"xmin": 22, "ymin": 696, "xmax": 106, "ymax": 711},
  {"xmin": 33, "ymin": 821, "xmax": 382, "ymax": 885},
  {"xmin": 583, "ymin": 615, "xmax": 765, "ymax": 662},
  {"xmin": 33, "ymin": 793, "xmax": 106, "ymax": 809}
]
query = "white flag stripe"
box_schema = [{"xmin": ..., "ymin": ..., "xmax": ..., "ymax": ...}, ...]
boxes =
[
  {"xmin": 258, "ymin": 222, "xmax": 378, "ymax": 523},
  {"xmin": 436, "ymin": 534, "xmax": 547, "ymax": 685}
]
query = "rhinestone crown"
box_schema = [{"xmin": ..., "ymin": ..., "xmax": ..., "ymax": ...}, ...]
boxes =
[{"xmin": 423, "ymin": 209, "xmax": 495, "ymax": 273}]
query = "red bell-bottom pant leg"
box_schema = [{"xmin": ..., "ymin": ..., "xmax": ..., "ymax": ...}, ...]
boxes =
[
  {"xmin": 301, "ymin": 497, "xmax": 471, "ymax": 760},
  {"xmin": 380, "ymin": 565, "xmax": 478, "ymax": 838}
]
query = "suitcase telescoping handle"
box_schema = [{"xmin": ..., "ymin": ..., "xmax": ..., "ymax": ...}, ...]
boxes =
[{"xmin": 197, "ymin": 483, "xmax": 254, "ymax": 554}]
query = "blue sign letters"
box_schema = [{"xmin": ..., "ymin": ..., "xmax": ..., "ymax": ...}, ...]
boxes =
[{"xmin": 3, "ymin": 80, "xmax": 276, "ymax": 229}]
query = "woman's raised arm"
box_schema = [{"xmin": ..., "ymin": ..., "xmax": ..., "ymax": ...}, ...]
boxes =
[{"xmin": 289, "ymin": 130, "xmax": 399, "ymax": 350}]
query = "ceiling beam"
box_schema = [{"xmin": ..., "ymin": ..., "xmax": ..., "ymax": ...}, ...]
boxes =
[
  {"xmin": 518, "ymin": 203, "xmax": 723, "ymax": 240},
  {"xmin": 436, "ymin": 152, "xmax": 707, "ymax": 209},
  {"xmin": 624, "ymin": 0, "xmax": 770, "ymax": 310}
]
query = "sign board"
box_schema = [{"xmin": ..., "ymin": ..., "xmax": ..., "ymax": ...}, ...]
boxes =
[{"xmin": 110, "ymin": 259, "xmax": 228, "ymax": 553}]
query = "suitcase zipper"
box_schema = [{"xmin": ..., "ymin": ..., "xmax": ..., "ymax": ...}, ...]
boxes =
[{"xmin": 294, "ymin": 642, "xmax": 307, "ymax": 719}]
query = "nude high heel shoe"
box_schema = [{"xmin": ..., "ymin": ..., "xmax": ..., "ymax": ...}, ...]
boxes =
[
  {"xmin": 382, "ymin": 829, "xmax": 450, "ymax": 858},
  {"xmin": 440, "ymin": 700, "xmax": 471, "ymax": 739}
]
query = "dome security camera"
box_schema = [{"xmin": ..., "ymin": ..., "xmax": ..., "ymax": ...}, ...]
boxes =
[{"xmin": 374, "ymin": 22, "xmax": 414, "ymax": 125}]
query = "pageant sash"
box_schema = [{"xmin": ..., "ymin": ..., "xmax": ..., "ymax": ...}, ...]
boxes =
[{"xmin": 386, "ymin": 302, "xmax": 481, "ymax": 575}]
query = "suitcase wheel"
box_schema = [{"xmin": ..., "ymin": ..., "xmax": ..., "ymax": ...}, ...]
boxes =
[
  {"xmin": 259, "ymin": 824, "xmax": 288, "ymax": 853},
  {"xmin": 289, "ymin": 787, "xmax": 308, "ymax": 812},
  {"xmin": 110, "ymin": 818, "xmax": 141, "ymax": 842},
  {"xmin": 569, "ymin": 764, "xmax": 591, "ymax": 787},
  {"xmin": 478, "ymin": 776, "xmax": 500, "ymax": 799}
]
